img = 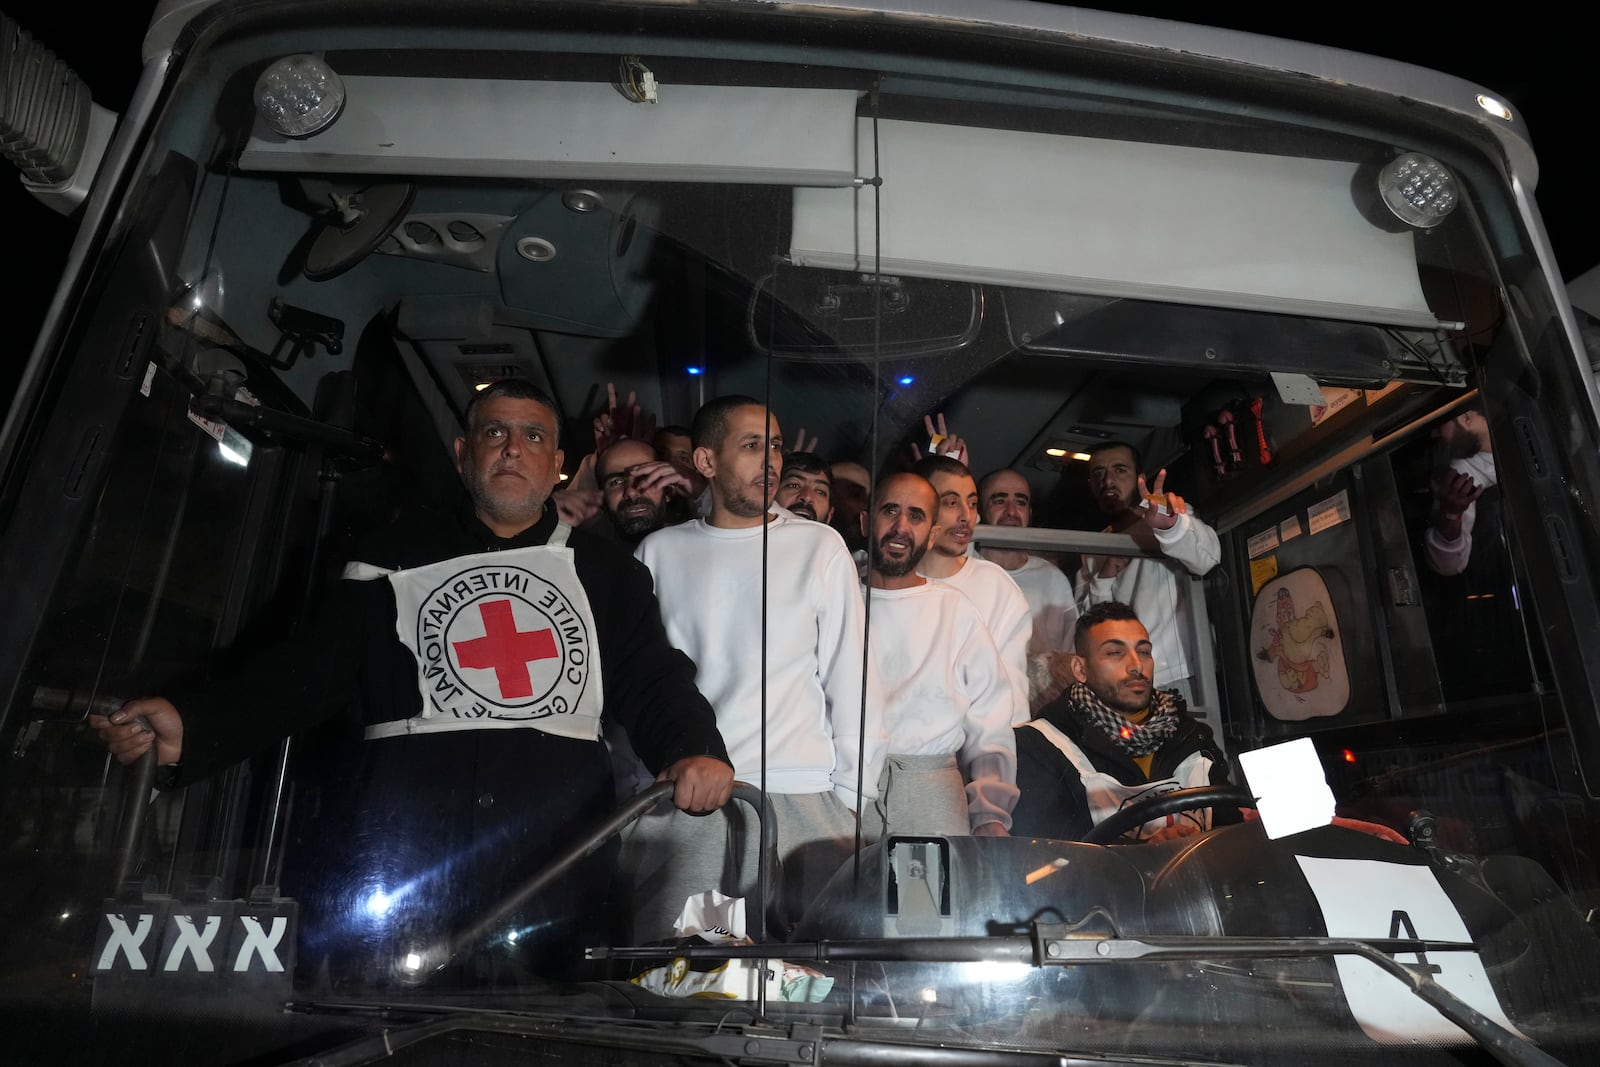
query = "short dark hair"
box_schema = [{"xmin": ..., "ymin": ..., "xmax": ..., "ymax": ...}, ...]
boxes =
[
  {"xmin": 911, "ymin": 454, "xmax": 973, "ymax": 483},
  {"xmin": 1073, "ymin": 600, "xmax": 1144, "ymax": 654},
  {"xmin": 1087, "ymin": 440, "xmax": 1142, "ymax": 472},
  {"xmin": 692, "ymin": 395, "xmax": 765, "ymax": 451},
  {"xmin": 783, "ymin": 451, "xmax": 831, "ymax": 480},
  {"xmin": 655, "ymin": 424, "xmax": 692, "ymax": 440},
  {"xmin": 464, "ymin": 379, "xmax": 564, "ymax": 445}
]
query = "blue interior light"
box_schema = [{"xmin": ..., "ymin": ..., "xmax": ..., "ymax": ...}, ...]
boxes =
[
  {"xmin": 898, "ymin": 376, "xmax": 915, "ymax": 386},
  {"xmin": 686, "ymin": 366, "xmax": 703, "ymax": 376}
]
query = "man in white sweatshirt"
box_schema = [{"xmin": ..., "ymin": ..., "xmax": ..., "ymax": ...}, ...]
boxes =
[
  {"xmin": 1074, "ymin": 442, "xmax": 1220, "ymax": 706},
  {"xmin": 863, "ymin": 473, "xmax": 1017, "ymax": 838},
  {"xmin": 631, "ymin": 395, "xmax": 885, "ymax": 935},
  {"xmin": 913, "ymin": 455, "xmax": 1032, "ymax": 726},
  {"xmin": 978, "ymin": 468, "xmax": 1079, "ymax": 708}
]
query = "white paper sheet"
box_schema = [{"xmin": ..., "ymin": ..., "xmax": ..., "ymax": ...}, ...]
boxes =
[{"xmin": 1296, "ymin": 855, "xmax": 1522, "ymax": 1044}]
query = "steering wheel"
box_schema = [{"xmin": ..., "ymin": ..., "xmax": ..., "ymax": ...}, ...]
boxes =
[{"xmin": 1080, "ymin": 785, "xmax": 1255, "ymax": 845}]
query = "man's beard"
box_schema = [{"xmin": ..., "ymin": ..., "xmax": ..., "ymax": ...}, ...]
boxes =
[
  {"xmin": 611, "ymin": 496, "xmax": 665, "ymax": 539},
  {"xmin": 717, "ymin": 470, "xmax": 768, "ymax": 518},
  {"xmin": 871, "ymin": 530, "xmax": 930, "ymax": 577},
  {"xmin": 931, "ymin": 530, "xmax": 969, "ymax": 558},
  {"xmin": 464, "ymin": 470, "xmax": 546, "ymax": 529},
  {"xmin": 786, "ymin": 499, "xmax": 818, "ymax": 521},
  {"xmin": 1092, "ymin": 677, "xmax": 1151, "ymax": 716},
  {"xmin": 1094, "ymin": 486, "xmax": 1136, "ymax": 517},
  {"xmin": 1443, "ymin": 434, "xmax": 1480, "ymax": 462}
]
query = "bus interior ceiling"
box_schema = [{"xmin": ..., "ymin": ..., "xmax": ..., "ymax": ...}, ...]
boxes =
[{"xmin": 177, "ymin": 165, "xmax": 1490, "ymax": 535}]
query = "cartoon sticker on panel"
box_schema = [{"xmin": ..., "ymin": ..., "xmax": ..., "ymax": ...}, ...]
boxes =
[{"xmin": 1251, "ymin": 568, "xmax": 1349, "ymax": 720}]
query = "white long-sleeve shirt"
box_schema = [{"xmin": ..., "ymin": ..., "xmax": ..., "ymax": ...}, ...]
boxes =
[
  {"xmin": 1424, "ymin": 451, "xmax": 1497, "ymax": 577},
  {"xmin": 1076, "ymin": 511, "xmax": 1221, "ymax": 685},
  {"xmin": 636, "ymin": 513, "xmax": 885, "ymax": 809},
  {"xmin": 921, "ymin": 555, "xmax": 1032, "ymax": 726},
  {"xmin": 999, "ymin": 554, "xmax": 1079, "ymax": 657},
  {"xmin": 864, "ymin": 582, "xmax": 1019, "ymax": 831}
]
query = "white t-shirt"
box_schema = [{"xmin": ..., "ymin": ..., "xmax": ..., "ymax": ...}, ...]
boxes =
[
  {"xmin": 636, "ymin": 512, "xmax": 885, "ymax": 808},
  {"xmin": 864, "ymin": 581, "xmax": 1019, "ymax": 830},
  {"xmin": 920, "ymin": 555, "xmax": 1031, "ymax": 726},
  {"xmin": 994, "ymin": 554, "xmax": 1079, "ymax": 657},
  {"xmin": 1076, "ymin": 511, "xmax": 1221, "ymax": 685}
]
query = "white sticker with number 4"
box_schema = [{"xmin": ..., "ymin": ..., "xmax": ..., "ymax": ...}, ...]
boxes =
[{"xmin": 1296, "ymin": 855, "xmax": 1522, "ymax": 1045}]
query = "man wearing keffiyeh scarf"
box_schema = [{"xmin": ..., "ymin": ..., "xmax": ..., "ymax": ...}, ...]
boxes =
[
  {"xmin": 1011, "ymin": 601, "xmax": 1234, "ymax": 842},
  {"xmin": 1066, "ymin": 680, "xmax": 1185, "ymax": 757}
]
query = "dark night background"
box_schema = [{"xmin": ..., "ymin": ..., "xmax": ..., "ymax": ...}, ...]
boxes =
[{"xmin": 5, "ymin": 2, "xmax": 1597, "ymax": 378}]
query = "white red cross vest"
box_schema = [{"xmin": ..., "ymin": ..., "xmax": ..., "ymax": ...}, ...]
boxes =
[
  {"xmin": 343, "ymin": 522, "xmax": 603, "ymax": 742},
  {"xmin": 1021, "ymin": 718, "xmax": 1214, "ymax": 840}
]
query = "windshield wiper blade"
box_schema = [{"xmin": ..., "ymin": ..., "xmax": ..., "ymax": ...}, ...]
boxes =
[
  {"xmin": 281, "ymin": 1014, "xmax": 828, "ymax": 1067},
  {"xmin": 278, "ymin": 1005, "xmax": 1224, "ymax": 1067},
  {"xmin": 593, "ymin": 929, "xmax": 1568, "ymax": 1067}
]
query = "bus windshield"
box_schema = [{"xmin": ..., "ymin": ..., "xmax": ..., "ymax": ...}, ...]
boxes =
[{"xmin": 3, "ymin": 3, "xmax": 1599, "ymax": 1065}]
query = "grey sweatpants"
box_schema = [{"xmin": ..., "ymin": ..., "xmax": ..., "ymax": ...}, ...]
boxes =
[
  {"xmin": 620, "ymin": 789, "xmax": 859, "ymax": 942},
  {"xmin": 861, "ymin": 752, "xmax": 969, "ymax": 840}
]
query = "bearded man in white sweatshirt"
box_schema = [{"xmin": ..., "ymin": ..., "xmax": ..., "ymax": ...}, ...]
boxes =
[
  {"xmin": 631, "ymin": 395, "xmax": 885, "ymax": 936},
  {"xmin": 862, "ymin": 473, "xmax": 1017, "ymax": 838}
]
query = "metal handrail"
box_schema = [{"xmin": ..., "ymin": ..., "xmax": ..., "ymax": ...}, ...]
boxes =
[
  {"xmin": 439, "ymin": 780, "xmax": 777, "ymax": 969},
  {"xmin": 33, "ymin": 687, "xmax": 154, "ymax": 895}
]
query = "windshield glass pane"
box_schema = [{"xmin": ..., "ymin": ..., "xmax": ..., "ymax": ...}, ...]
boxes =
[{"xmin": 3, "ymin": 6, "xmax": 1599, "ymax": 1065}]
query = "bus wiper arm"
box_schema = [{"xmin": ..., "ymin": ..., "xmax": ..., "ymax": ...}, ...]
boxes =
[
  {"xmin": 593, "ymin": 929, "xmax": 1567, "ymax": 1067},
  {"xmin": 1029, "ymin": 930, "xmax": 1565, "ymax": 1067}
]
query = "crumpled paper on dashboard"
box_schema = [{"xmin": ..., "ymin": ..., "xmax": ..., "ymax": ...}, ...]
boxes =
[{"xmin": 629, "ymin": 890, "xmax": 834, "ymax": 1001}]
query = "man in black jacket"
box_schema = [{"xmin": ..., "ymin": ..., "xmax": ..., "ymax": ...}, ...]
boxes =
[
  {"xmin": 92, "ymin": 379, "xmax": 731, "ymax": 977},
  {"xmin": 1011, "ymin": 601, "xmax": 1230, "ymax": 843}
]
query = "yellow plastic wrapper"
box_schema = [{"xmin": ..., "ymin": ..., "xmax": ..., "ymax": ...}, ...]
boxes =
[
  {"xmin": 630, "ymin": 953, "xmax": 834, "ymax": 1001},
  {"xmin": 629, "ymin": 889, "xmax": 835, "ymax": 1001}
]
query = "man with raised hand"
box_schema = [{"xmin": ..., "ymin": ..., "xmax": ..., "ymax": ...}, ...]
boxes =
[
  {"xmin": 92, "ymin": 379, "xmax": 732, "ymax": 974},
  {"xmin": 1424, "ymin": 405, "xmax": 1496, "ymax": 578},
  {"xmin": 1075, "ymin": 441, "xmax": 1220, "ymax": 707},
  {"xmin": 912, "ymin": 455, "xmax": 1032, "ymax": 726},
  {"xmin": 633, "ymin": 395, "xmax": 884, "ymax": 935},
  {"xmin": 593, "ymin": 437, "xmax": 695, "ymax": 546},
  {"xmin": 862, "ymin": 473, "xmax": 1016, "ymax": 838}
]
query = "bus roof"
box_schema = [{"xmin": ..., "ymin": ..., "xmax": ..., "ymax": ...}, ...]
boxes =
[{"xmin": 139, "ymin": 0, "xmax": 1536, "ymax": 191}]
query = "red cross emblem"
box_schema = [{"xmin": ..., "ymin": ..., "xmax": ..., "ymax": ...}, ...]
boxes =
[{"xmin": 452, "ymin": 599, "xmax": 559, "ymax": 699}]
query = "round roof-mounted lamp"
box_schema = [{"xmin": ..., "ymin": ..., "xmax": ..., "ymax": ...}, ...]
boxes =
[
  {"xmin": 1377, "ymin": 152, "xmax": 1459, "ymax": 230},
  {"xmin": 255, "ymin": 54, "xmax": 346, "ymax": 138}
]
